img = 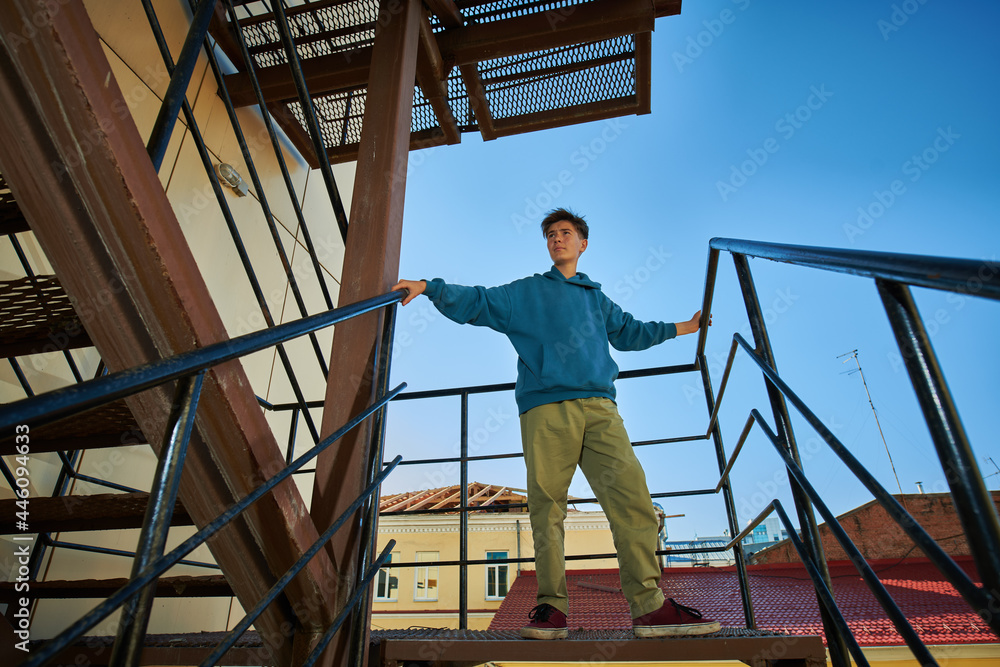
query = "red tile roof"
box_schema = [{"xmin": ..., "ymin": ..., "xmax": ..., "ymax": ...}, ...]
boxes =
[{"xmin": 489, "ymin": 558, "xmax": 997, "ymax": 646}]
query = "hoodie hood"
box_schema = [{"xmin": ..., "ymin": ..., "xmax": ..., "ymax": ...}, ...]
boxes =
[{"xmin": 542, "ymin": 266, "xmax": 602, "ymax": 290}]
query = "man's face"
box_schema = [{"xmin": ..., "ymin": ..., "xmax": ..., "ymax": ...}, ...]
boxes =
[{"xmin": 546, "ymin": 220, "xmax": 587, "ymax": 266}]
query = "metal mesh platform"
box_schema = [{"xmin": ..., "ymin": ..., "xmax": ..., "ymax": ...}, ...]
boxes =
[
  {"xmin": 218, "ymin": 0, "xmax": 659, "ymax": 164},
  {"xmin": 0, "ymin": 172, "xmax": 31, "ymax": 235},
  {"xmin": 371, "ymin": 627, "xmax": 827, "ymax": 665},
  {"xmin": 0, "ymin": 275, "xmax": 92, "ymax": 358},
  {"xmin": 45, "ymin": 627, "xmax": 824, "ymax": 666},
  {"xmin": 0, "ymin": 398, "xmax": 144, "ymax": 455}
]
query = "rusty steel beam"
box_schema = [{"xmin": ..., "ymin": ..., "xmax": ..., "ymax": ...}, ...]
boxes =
[
  {"xmin": 654, "ymin": 0, "xmax": 684, "ymax": 18},
  {"xmin": 492, "ymin": 95, "xmax": 640, "ymax": 138},
  {"xmin": 310, "ymin": 0, "xmax": 422, "ymax": 665},
  {"xmin": 40, "ymin": 641, "xmax": 270, "ymax": 667},
  {"xmin": 227, "ymin": 50, "xmax": 371, "ymax": 108},
  {"xmin": 377, "ymin": 629, "xmax": 826, "ymax": 665},
  {"xmin": 636, "ymin": 31, "xmax": 652, "ymax": 115},
  {"xmin": 425, "ymin": 0, "xmax": 464, "ymax": 28},
  {"xmin": 0, "ymin": 575, "xmax": 233, "ymax": 601},
  {"xmin": 438, "ymin": 0, "xmax": 654, "ymax": 66},
  {"xmin": 416, "ymin": 12, "xmax": 460, "ymax": 146},
  {"xmin": 0, "ymin": 4, "xmax": 341, "ymax": 666},
  {"xmin": 459, "ymin": 64, "xmax": 496, "ymax": 141},
  {"xmin": 222, "ymin": 0, "xmax": 653, "ymax": 106},
  {"xmin": 325, "ymin": 129, "xmax": 449, "ymax": 165},
  {"xmin": 0, "ymin": 492, "xmax": 193, "ymax": 535},
  {"xmin": 268, "ymin": 101, "xmax": 327, "ymax": 169}
]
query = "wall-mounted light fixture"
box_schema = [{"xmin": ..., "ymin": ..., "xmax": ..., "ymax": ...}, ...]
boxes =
[{"xmin": 215, "ymin": 162, "xmax": 249, "ymax": 197}]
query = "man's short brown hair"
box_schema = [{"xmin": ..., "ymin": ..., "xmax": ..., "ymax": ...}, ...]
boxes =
[{"xmin": 540, "ymin": 208, "xmax": 589, "ymax": 240}]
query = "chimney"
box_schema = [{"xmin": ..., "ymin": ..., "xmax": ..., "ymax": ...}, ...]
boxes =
[{"xmin": 915, "ymin": 481, "xmax": 924, "ymax": 494}]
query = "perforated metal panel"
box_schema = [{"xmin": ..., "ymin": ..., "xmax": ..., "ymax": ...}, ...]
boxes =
[
  {"xmin": 0, "ymin": 276, "xmax": 92, "ymax": 356},
  {"xmin": 482, "ymin": 36, "xmax": 636, "ymax": 121},
  {"xmin": 239, "ymin": 1, "xmax": 379, "ymax": 69},
  {"xmin": 229, "ymin": 0, "xmax": 644, "ymax": 155}
]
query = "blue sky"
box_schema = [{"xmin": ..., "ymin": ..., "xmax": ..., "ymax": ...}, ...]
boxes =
[{"xmin": 382, "ymin": 0, "xmax": 999, "ymax": 542}]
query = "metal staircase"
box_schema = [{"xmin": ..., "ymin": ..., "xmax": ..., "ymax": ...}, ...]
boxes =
[{"xmin": 1, "ymin": 2, "xmax": 998, "ymax": 667}]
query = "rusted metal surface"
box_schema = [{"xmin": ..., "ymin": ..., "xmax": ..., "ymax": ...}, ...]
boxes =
[
  {"xmin": 216, "ymin": 0, "xmax": 667, "ymax": 150},
  {"xmin": 310, "ymin": 0, "xmax": 422, "ymax": 665},
  {"xmin": 372, "ymin": 628, "xmax": 825, "ymax": 666},
  {"xmin": 0, "ymin": 399, "xmax": 144, "ymax": 456},
  {"xmin": 0, "ymin": 276, "xmax": 93, "ymax": 358},
  {"xmin": 0, "ymin": 492, "xmax": 192, "ymax": 535},
  {"xmin": 493, "ymin": 96, "xmax": 640, "ymax": 138},
  {"xmin": 459, "ymin": 63, "xmax": 497, "ymax": 140},
  {"xmin": 416, "ymin": 12, "xmax": 460, "ymax": 146},
  {"xmin": 31, "ymin": 626, "xmax": 824, "ymax": 667},
  {"xmin": 0, "ymin": 3, "xmax": 341, "ymax": 665},
  {"xmin": 636, "ymin": 31, "xmax": 652, "ymax": 115},
  {"xmin": 436, "ymin": 0, "xmax": 652, "ymax": 66},
  {"xmin": 0, "ymin": 172, "xmax": 31, "ymax": 235},
  {"xmin": 0, "ymin": 575, "xmax": 232, "ymax": 601},
  {"xmin": 33, "ymin": 632, "xmax": 273, "ymax": 667}
]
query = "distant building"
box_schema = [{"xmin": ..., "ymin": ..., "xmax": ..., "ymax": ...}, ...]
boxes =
[
  {"xmin": 372, "ymin": 483, "xmax": 618, "ymax": 630},
  {"xmin": 750, "ymin": 492, "xmax": 1000, "ymax": 564}
]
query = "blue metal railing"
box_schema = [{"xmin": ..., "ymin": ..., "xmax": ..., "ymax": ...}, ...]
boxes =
[
  {"xmin": 0, "ymin": 289, "xmax": 405, "ymax": 667},
  {"xmin": 300, "ymin": 238, "xmax": 999, "ymax": 667},
  {"xmin": 704, "ymin": 238, "xmax": 1000, "ymax": 666}
]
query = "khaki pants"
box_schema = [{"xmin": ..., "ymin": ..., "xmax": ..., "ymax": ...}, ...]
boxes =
[{"xmin": 520, "ymin": 397, "xmax": 664, "ymax": 618}]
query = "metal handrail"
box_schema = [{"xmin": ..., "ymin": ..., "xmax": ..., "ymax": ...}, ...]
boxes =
[
  {"xmin": 752, "ymin": 410, "xmax": 936, "ymax": 665},
  {"xmin": 10, "ymin": 288, "xmax": 405, "ymax": 666},
  {"xmin": 0, "ymin": 291, "xmax": 403, "ymax": 431},
  {"xmin": 709, "ymin": 237, "xmax": 1000, "ymax": 300},
  {"xmin": 732, "ymin": 333, "xmax": 996, "ymax": 635}
]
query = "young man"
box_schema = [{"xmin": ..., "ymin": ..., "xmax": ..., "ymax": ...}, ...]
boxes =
[{"xmin": 392, "ymin": 209, "xmax": 719, "ymax": 639}]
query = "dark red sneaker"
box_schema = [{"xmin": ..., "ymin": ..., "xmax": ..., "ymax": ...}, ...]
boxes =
[
  {"xmin": 632, "ymin": 598, "xmax": 721, "ymax": 637},
  {"xmin": 519, "ymin": 603, "xmax": 568, "ymax": 639}
]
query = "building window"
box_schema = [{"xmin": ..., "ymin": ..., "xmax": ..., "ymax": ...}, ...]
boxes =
[
  {"xmin": 375, "ymin": 552, "xmax": 399, "ymax": 601},
  {"xmin": 486, "ymin": 551, "xmax": 509, "ymax": 599},
  {"xmin": 414, "ymin": 552, "xmax": 439, "ymax": 601}
]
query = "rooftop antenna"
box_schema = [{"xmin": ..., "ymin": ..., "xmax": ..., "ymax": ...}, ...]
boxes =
[
  {"xmin": 984, "ymin": 457, "xmax": 1000, "ymax": 488},
  {"xmin": 839, "ymin": 349, "xmax": 904, "ymax": 496}
]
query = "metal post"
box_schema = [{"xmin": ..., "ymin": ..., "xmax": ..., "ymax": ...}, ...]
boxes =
[
  {"xmin": 349, "ymin": 305, "xmax": 400, "ymax": 667},
  {"xmin": 145, "ymin": 0, "xmax": 217, "ymax": 170},
  {"xmin": 221, "ymin": 0, "xmax": 336, "ymax": 312},
  {"xmin": 109, "ymin": 372, "xmax": 205, "ymax": 667},
  {"xmin": 731, "ymin": 253, "xmax": 852, "ymax": 666},
  {"xmin": 877, "ymin": 279, "xmax": 1000, "ymax": 600},
  {"xmin": 698, "ymin": 353, "xmax": 755, "ymax": 628},
  {"xmin": 269, "ymin": 0, "xmax": 349, "ymax": 241},
  {"xmin": 286, "ymin": 408, "xmax": 300, "ymax": 465},
  {"xmin": 459, "ymin": 391, "xmax": 470, "ymax": 629}
]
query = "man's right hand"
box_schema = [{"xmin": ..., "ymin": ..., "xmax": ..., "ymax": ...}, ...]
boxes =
[{"xmin": 392, "ymin": 279, "xmax": 426, "ymax": 306}]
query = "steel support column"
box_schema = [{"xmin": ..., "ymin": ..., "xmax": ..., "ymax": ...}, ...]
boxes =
[{"xmin": 309, "ymin": 1, "xmax": 421, "ymax": 666}]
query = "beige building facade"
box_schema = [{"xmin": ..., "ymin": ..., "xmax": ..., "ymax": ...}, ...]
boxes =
[{"xmin": 372, "ymin": 507, "xmax": 618, "ymax": 631}]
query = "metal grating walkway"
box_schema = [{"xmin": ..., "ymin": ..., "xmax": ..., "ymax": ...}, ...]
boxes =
[{"xmin": 371, "ymin": 627, "xmax": 827, "ymax": 666}]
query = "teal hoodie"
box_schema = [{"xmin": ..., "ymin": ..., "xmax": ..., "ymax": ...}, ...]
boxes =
[{"xmin": 423, "ymin": 267, "xmax": 677, "ymax": 414}]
